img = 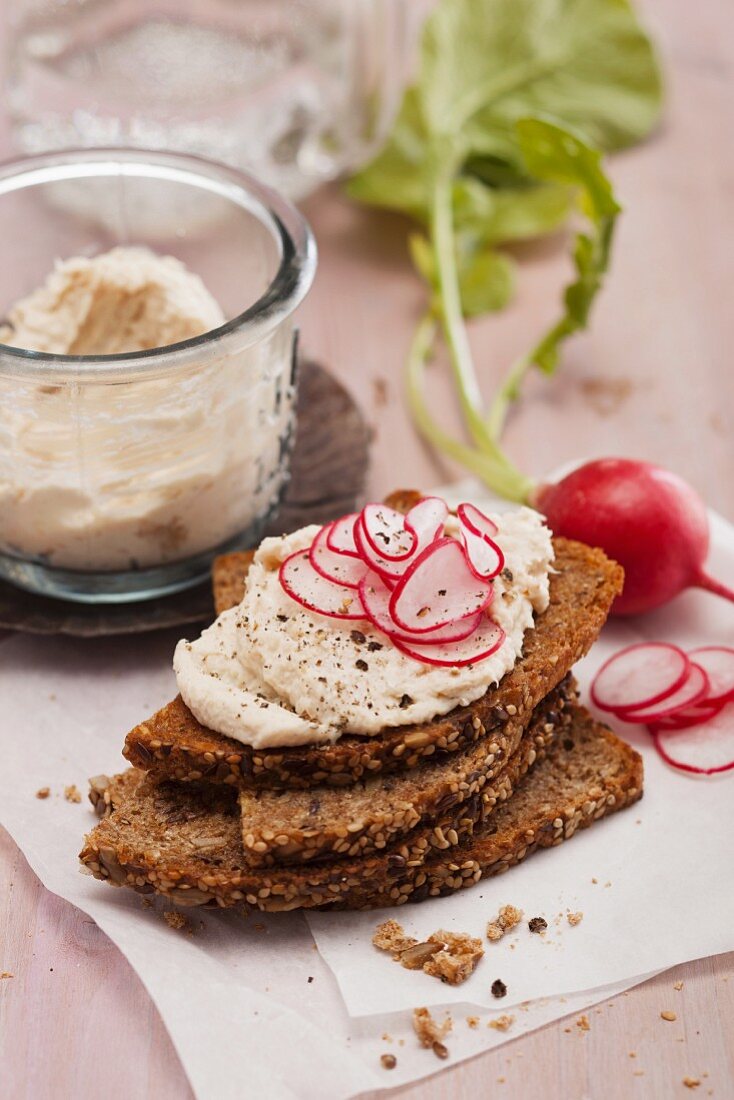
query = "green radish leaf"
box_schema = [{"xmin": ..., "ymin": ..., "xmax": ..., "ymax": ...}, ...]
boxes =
[
  {"xmin": 516, "ymin": 117, "xmax": 621, "ymax": 374},
  {"xmin": 346, "ymin": 88, "xmax": 430, "ymax": 218},
  {"xmin": 409, "ymin": 232, "xmax": 515, "ymax": 316},
  {"xmin": 420, "ymin": 0, "xmax": 663, "ymax": 151},
  {"xmin": 452, "ymin": 176, "xmax": 573, "ymax": 244},
  {"xmin": 458, "ymin": 248, "xmax": 516, "ymax": 315}
]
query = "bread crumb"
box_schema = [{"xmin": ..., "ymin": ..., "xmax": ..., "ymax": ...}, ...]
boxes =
[
  {"xmin": 528, "ymin": 916, "xmax": 547, "ymax": 934},
  {"xmin": 466, "ymin": 1015, "xmax": 480, "ymax": 1029},
  {"xmin": 629, "ymin": 1052, "xmax": 637, "ymax": 1058},
  {"xmin": 489, "ymin": 1015, "xmax": 514, "ymax": 1032},
  {"xmin": 374, "ymin": 921, "xmax": 483, "ymax": 985},
  {"xmin": 380, "ymin": 1053, "xmax": 397, "ymax": 1070},
  {"xmin": 140, "ymin": 898, "xmax": 153, "ymax": 910},
  {"xmin": 64, "ymin": 784, "xmax": 82, "ymax": 804},
  {"xmin": 567, "ymin": 911, "xmax": 583, "ymax": 926},
  {"xmin": 487, "ymin": 904, "xmax": 523, "ymax": 942},
  {"xmin": 682, "ymin": 1080, "xmax": 700, "ymax": 1090},
  {"xmin": 0, "ymin": 972, "xmax": 13, "ymax": 980},
  {"xmin": 497, "ymin": 1077, "xmax": 506, "ymax": 1084},
  {"xmin": 413, "ymin": 1007, "xmax": 452, "ymax": 1059},
  {"xmin": 373, "ymin": 918, "xmax": 416, "ymax": 955},
  {"xmin": 660, "ymin": 1010, "xmax": 677, "ymax": 1022},
  {"xmin": 674, "ymin": 981, "xmax": 684, "ymax": 991},
  {"xmin": 163, "ymin": 910, "xmax": 192, "ymax": 933},
  {"xmin": 491, "ymin": 978, "xmax": 507, "ymax": 998},
  {"xmin": 591, "ymin": 877, "xmax": 598, "ymax": 884},
  {"xmin": 35, "ymin": 787, "xmax": 50, "ymax": 799},
  {"xmin": 381, "ymin": 1032, "xmax": 392, "ymax": 1042},
  {"xmin": 576, "ymin": 1015, "xmax": 590, "ymax": 1031}
]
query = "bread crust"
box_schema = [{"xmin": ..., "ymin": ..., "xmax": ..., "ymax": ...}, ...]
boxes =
[
  {"xmin": 124, "ymin": 538, "xmax": 623, "ymax": 789},
  {"xmin": 81, "ymin": 704, "xmax": 643, "ymax": 913}
]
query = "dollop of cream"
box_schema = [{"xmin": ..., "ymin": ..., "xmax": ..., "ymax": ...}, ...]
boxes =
[{"xmin": 174, "ymin": 508, "xmax": 553, "ymax": 749}]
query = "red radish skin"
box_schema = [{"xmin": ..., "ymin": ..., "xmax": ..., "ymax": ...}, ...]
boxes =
[
  {"xmin": 688, "ymin": 646, "xmax": 734, "ymax": 705},
  {"xmin": 534, "ymin": 458, "xmax": 734, "ymax": 616},
  {"xmin": 619, "ymin": 662, "xmax": 709, "ymax": 724},
  {"xmin": 326, "ymin": 513, "xmax": 361, "ymax": 557},
  {"xmin": 591, "ymin": 642, "xmax": 691, "ymax": 713},
  {"xmin": 389, "ymin": 537, "xmax": 493, "ymax": 634},
  {"xmin": 457, "ymin": 502, "xmax": 499, "ymax": 538},
  {"xmin": 309, "ymin": 524, "xmax": 368, "ymax": 589},
  {"xmin": 649, "ymin": 698, "xmax": 726, "ymax": 732},
  {"xmin": 361, "ymin": 504, "xmax": 416, "ymax": 561},
  {"xmin": 279, "ymin": 550, "xmax": 366, "ymax": 620},
  {"xmin": 652, "ymin": 705, "xmax": 734, "ymax": 775},
  {"xmin": 392, "ymin": 615, "xmax": 505, "ymax": 668},
  {"xmin": 359, "ymin": 571, "xmax": 483, "ymax": 645},
  {"xmin": 458, "ymin": 512, "xmax": 505, "ymax": 580}
]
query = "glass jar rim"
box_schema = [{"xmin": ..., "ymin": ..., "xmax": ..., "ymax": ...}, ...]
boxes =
[{"xmin": 0, "ymin": 147, "xmax": 317, "ymax": 381}]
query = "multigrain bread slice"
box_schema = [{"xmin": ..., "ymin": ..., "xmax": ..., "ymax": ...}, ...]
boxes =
[
  {"xmin": 237, "ymin": 677, "xmax": 575, "ymax": 866},
  {"xmin": 124, "ymin": 539, "xmax": 623, "ymax": 790},
  {"xmin": 81, "ymin": 704, "xmax": 642, "ymax": 913}
]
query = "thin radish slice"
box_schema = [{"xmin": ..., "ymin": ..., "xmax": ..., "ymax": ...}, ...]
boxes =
[
  {"xmin": 456, "ymin": 502, "xmax": 499, "ymax": 538},
  {"xmin": 688, "ymin": 646, "xmax": 734, "ymax": 705},
  {"xmin": 326, "ymin": 513, "xmax": 360, "ymax": 558},
  {"xmin": 309, "ymin": 524, "xmax": 368, "ymax": 589},
  {"xmin": 361, "ymin": 504, "xmax": 416, "ymax": 561},
  {"xmin": 279, "ymin": 550, "xmax": 365, "ymax": 620},
  {"xmin": 652, "ymin": 704, "xmax": 734, "ymax": 775},
  {"xmin": 459, "ymin": 523, "xmax": 504, "ymax": 580},
  {"xmin": 353, "ymin": 515, "xmax": 414, "ymax": 583},
  {"xmin": 404, "ymin": 497, "xmax": 449, "ymax": 547},
  {"xmin": 359, "ymin": 571, "xmax": 483, "ymax": 645},
  {"xmin": 591, "ymin": 642, "xmax": 690, "ymax": 714},
  {"xmin": 618, "ymin": 663, "xmax": 709, "ymax": 724},
  {"xmin": 393, "ymin": 614, "xmax": 505, "ymax": 668},
  {"xmin": 389, "ymin": 538, "xmax": 493, "ymax": 634},
  {"xmin": 650, "ymin": 698, "xmax": 726, "ymax": 732}
]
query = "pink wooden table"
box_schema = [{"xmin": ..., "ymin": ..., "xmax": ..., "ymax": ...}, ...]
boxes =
[{"xmin": 1, "ymin": 0, "xmax": 733, "ymax": 1095}]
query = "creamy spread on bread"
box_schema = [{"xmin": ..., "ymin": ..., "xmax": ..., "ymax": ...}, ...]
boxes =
[{"xmin": 174, "ymin": 508, "xmax": 553, "ymax": 749}]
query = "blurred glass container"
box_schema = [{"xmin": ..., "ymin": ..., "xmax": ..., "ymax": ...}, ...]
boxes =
[
  {"xmin": 4, "ymin": 0, "xmax": 406, "ymax": 200},
  {"xmin": 0, "ymin": 148, "xmax": 316, "ymax": 603}
]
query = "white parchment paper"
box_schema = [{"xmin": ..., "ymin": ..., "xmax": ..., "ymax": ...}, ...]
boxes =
[{"xmin": 0, "ymin": 481, "xmax": 731, "ymax": 1098}]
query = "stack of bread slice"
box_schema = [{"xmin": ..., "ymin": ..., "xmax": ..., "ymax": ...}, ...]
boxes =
[{"xmin": 80, "ymin": 493, "xmax": 643, "ymax": 913}]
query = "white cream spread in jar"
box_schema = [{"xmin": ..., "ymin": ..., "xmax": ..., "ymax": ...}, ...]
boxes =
[
  {"xmin": 174, "ymin": 506, "xmax": 553, "ymax": 749},
  {"xmin": 0, "ymin": 247, "xmax": 295, "ymax": 571}
]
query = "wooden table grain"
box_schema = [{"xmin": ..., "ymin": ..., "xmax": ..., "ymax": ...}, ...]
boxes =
[{"xmin": 1, "ymin": 0, "xmax": 733, "ymax": 1096}]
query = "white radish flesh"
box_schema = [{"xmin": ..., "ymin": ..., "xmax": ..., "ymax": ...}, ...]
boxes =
[
  {"xmin": 460, "ymin": 523, "xmax": 504, "ymax": 580},
  {"xmin": 361, "ymin": 504, "xmax": 416, "ymax": 561},
  {"xmin": 392, "ymin": 614, "xmax": 505, "ymax": 668},
  {"xmin": 591, "ymin": 642, "xmax": 690, "ymax": 713},
  {"xmin": 359, "ymin": 571, "xmax": 482, "ymax": 644},
  {"xmin": 326, "ymin": 513, "xmax": 360, "ymax": 557},
  {"xmin": 390, "ymin": 538, "xmax": 493, "ymax": 633},
  {"xmin": 619, "ymin": 663, "xmax": 709, "ymax": 724},
  {"xmin": 456, "ymin": 502, "xmax": 499, "ymax": 538},
  {"xmin": 688, "ymin": 646, "xmax": 734, "ymax": 705},
  {"xmin": 309, "ymin": 524, "xmax": 368, "ymax": 588},
  {"xmin": 279, "ymin": 550, "xmax": 366, "ymax": 620},
  {"xmin": 652, "ymin": 705, "xmax": 734, "ymax": 775},
  {"xmin": 404, "ymin": 497, "xmax": 449, "ymax": 547}
]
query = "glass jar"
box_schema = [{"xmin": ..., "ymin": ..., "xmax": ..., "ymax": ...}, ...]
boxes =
[
  {"xmin": 5, "ymin": 0, "xmax": 406, "ymax": 200},
  {"xmin": 0, "ymin": 148, "xmax": 316, "ymax": 603}
]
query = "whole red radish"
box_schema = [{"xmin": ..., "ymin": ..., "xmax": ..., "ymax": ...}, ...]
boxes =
[{"xmin": 534, "ymin": 458, "xmax": 734, "ymax": 616}]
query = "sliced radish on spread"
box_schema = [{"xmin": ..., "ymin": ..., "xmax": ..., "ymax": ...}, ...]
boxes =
[
  {"xmin": 652, "ymin": 705, "xmax": 734, "ymax": 775},
  {"xmin": 279, "ymin": 549, "xmax": 365, "ymax": 620},
  {"xmin": 389, "ymin": 538, "xmax": 493, "ymax": 634},
  {"xmin": 404, "ymin": 496, "xmax": 449, "ymax": 547},
  {"xmin": 361, "ymin": 504, "xmax": 416, "ymax": 561},
  {"xmin": 326, "ymin": 513, "xmax": 360, "ymax": 557},
  {"xmin": 353, "ymin": 515, "xmax": 415, "ymax": 583},
  {"xmin": 393, "ymin": 613, "xmax": 505, "ymax": 668},
  {"xmin": 687, "ymin": 646, "xmax": 734, "ymax": 705},
  {"xmin": 457, "ymin": 502, "xmax": 499, "ymax": 538},
  {"xmin": 309, "ymin": 524, "xmax": 368, "ymax": 588},
  {"xmin": 359, "ymin": 571, "xmax": 483, "ymax": 644},
  {"xmin": 591, "ymin": 642, "xmax": 690, "ymax": 714},
  {"xmin": 619, "ymin": 662, "xmax": 709, "ymax": 724}
]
